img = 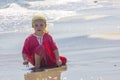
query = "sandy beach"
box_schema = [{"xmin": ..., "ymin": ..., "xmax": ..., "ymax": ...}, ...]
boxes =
[
  {"xmin": 89, "ymin": 32, "xmax": 120, "ymax": 40},
  {"xmin": 0, "ymin": 0, "xmax": 120, "ymax": 80},
  {"xmin": 0, "ymin": 31, "xmax": 120, "ymax": 80}
]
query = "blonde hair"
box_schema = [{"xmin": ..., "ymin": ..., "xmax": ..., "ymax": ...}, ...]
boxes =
[{"xmin": 32, "ymin": 13, "xmax": 48, "ymax": 33}]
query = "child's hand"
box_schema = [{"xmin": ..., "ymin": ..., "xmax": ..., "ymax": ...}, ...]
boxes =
[
  {"xmin": 23, "ymin": 60, "xmax": 29, "ymax": 67},
  {"xmin": 56, "ymin": 59, "xmax": 62, "ymax": 67}
]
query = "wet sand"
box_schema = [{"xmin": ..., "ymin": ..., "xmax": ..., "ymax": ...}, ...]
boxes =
[
  {"xmin": 89, "ymin": 32, "xmax": 120, "ymax": 40},
  {"xmin": 24, "ymin": 66, "xmax": 67, "ymax": 80},
  {"xmin": 0, "ymin": 32, "xmax": 120, "ymax": 80}
]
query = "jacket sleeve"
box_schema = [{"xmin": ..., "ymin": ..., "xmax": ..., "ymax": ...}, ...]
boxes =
[
  {"xmin": 48, "ymin": 35, "xmax": 58, "ymax": 51},
  {"xmin": 22, "ymin": 38, "xmax": 30, "ymax": 55}
]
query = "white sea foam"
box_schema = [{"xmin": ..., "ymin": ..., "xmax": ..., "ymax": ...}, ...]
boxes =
[
  {"xmin": 56, "ymin": 14, "xmax": 109, "ymax": 22},
  {"xmin": 26, "ymin": 0, "xmax": 82, "ymax": 7},
  {"xmin": 0, "ymin": 0, "xmax": 120, "ymax": 33},
  {"xmin": 0, "ymin": 2, "xmax": 77, "ymax": 33}
]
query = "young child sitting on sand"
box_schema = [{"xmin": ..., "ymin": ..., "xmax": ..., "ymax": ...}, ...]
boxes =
[{"xmin": 22, "ymin": 13, "xmax": 67, "ymax": 70}]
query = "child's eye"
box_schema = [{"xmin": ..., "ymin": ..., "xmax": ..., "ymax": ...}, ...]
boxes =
[
  {"xmin": 35, "ymin": 24, "xmax": 38, "ymax": 27},
  {"xmin": 40, "ymin": 24, "xmax": 44, "ymax": 26}
]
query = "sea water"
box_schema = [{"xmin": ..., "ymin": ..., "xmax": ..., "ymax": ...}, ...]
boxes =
[{"xmin": 0, "ymin": 0, "xmax": 120, "ymax": 33}]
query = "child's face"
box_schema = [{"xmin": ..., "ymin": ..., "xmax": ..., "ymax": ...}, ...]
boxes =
[{"xmin": 33, "ymin": 19, "xmax": 46, "ymax": 33}]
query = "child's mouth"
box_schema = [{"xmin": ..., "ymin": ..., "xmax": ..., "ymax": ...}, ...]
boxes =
[{"xmin": 37, "ymin": 30, "xmax": 41, "ymax": 31}]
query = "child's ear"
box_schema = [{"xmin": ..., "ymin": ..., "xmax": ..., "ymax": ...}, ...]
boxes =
[
  {"xmin": 45, "ymin": 23, "xmax": 47, "ymax": 27},
  {"xmin": 32, "ymin": 23, "xmax": 35, "ymax": 28}
]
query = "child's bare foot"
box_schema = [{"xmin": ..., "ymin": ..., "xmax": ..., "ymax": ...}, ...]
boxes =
[
  {"xmin": 30, "ymin": 67, "xmax": 44, "ymax": 72},
  {"xmin": 56, "ymin": 59, "xmax": 62, "ymax": 67}
]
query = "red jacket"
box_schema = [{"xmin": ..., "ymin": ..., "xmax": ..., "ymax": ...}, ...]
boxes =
[{"xmin": 22, "ymin": 33, "xmax": 66, "ymax": 67}]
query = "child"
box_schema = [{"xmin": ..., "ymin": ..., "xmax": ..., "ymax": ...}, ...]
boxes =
[{"xmin": 22, "ymin": 13, "xmax": 67, "ymax": 70}]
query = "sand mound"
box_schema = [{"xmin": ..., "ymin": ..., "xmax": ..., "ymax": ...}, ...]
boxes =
[{"xmin": 89, "ymin": 32, "xmax": 120, "ymax": 40}]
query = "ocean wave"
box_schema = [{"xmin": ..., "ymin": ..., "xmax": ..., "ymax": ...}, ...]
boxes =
[
  {"xmin": 25, "ymin": 0, "xmax": 82, "ymax": 7},
  {"xmin": 24, "ymin": 0, "xmax": 102, "ymax": 11},
  {"xmin": 0, "ymin": 0, "xmax": 120, "ymax": 33},
  {"xmin": 5, "ymin": 3, "xmax": 24, "ymax": 9},
  {"xmin": 55, "ymin": 14, "xmax": 109, "ymax": 22},
  {"xmin": 0, "ymin": 3, "xmax": 32, "ymax": 32},
  {"xmin": 0, "ymin": 2, "xmax": 77, "ymax": 33}
]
